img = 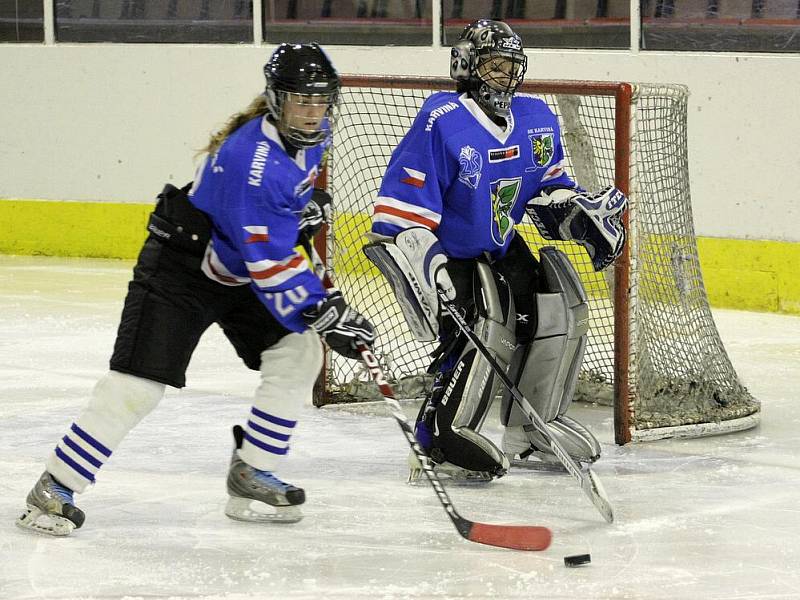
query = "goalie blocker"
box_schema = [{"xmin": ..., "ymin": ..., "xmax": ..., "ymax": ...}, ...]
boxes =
[
  {"xmin": 366, "ymin": 229, "xmax": 602, "ymax": 477},
  {"xmin": 363, "ymin": 228, "xmax": 455, "ymax": 342}
]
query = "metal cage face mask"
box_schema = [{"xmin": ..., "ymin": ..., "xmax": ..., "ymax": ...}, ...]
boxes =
[
  {"xmin": 475, "ymin": 51, "xmax": 527, "ymax": 95},
  {"xmin": 274, "ymin": 90, "xmax": 338, "ymax": 148},
  {"xmin": 473, "ymin": 50, "xmax": 527, "ymax": 118}
]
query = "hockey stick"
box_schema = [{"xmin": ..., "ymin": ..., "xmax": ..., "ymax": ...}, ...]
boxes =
[
  {"xmin": 355, "ymin": 340, "xmax": 552, "ymax": 551},
  {"xmin": 302, "ymin": 236, "xmax": 552, "ymax": 550},
  {"xmin": 438, "ymin": 291, "xmax": 615, "ymax": 524}
]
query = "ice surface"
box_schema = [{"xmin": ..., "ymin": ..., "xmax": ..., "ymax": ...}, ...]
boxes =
[{"xmin": 1, "ymin": 255, "xmax": 799, "ymax": 600}]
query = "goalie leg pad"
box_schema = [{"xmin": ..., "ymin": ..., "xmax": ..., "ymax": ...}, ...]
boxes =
[
  {"xmin": 417, "ymin": 262, "xmax": 516, "ymax": 476},
  {"xmin": 424, "ymin": 347, "xmax": 510, "ymax": 475},
  {"xmin": 500, "ymin": 247, "xmax": 600, "ymax": 462},
  {"xmin": 502, "ymin": 247, "xmax": 588, "ymax": 425}
]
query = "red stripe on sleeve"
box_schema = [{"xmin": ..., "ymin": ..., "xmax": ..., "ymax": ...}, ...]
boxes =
[
  {"xmin": 249, "ymin": 255, "xmax": 306, "ymax": 281},
  {"xmin": 373, "ymin": 205, "xmax": 438, "ymax": 230}
]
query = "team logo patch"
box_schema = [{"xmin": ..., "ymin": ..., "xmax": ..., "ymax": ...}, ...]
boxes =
[
  {"xmin": 243, "ymin": 226, "xmax": 269, "ymax": 244},
  {"xmin": 529, "ymin": 133, "xmax": 555, "ymax": 169},
  {"xmin": 488, "ymin": 145, "xmax": 520, "ymax": 163},
  {"xmin": 401, "ymin": 167, "xmax": 426, "ymax": 188},
  {"xmin": 489, "ymin": 178, "xmax": 522, "ymax": 246},
  {"xmin": 458, "ymin": 145, "xmax": 482, "ymax": 189}
]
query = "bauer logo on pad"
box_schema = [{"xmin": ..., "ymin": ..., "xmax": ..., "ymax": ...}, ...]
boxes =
[{"xmin": 401, "ymin": 167, "xmax": 426, "ymax": 188}]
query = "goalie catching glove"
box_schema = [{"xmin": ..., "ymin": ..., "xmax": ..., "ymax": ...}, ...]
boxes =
[
  {"xmin": 363, "ymin": 227, "xmax": 456, "ymax": 343},
  {"xmin": 302, "ymin": 291, "xmax": 375, "ymax": 359},
  {"xmin": 526, "ymin": 185, "xmax": 627, "ymax": 271}
]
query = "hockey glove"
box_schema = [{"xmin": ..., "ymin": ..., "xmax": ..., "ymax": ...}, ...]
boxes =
[
  {"xmin": 567, "ymin": 186, "xmax": 627, "ymax": 271},
  {"xmin": 297, "ymin": 189, "xmax": 332, "ymax": 244},
  {"xmin": 302, "ymin": 291, "xmax": 375, "ymax": 360},
  {"xmin": 526, "ymin": 186, "xmax": 627, "ymax": 271}
]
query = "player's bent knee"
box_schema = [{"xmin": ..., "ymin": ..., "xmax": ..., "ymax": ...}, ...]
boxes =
[{"xmin": 91, "ymin": 371, "xmax": 165, "ymax": 421}]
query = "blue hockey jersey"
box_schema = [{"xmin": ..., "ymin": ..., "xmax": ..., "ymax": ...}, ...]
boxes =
[
  {"xmin": 189, "ymin": 116, "xmax": 327, "ymax": 332},
  {"xmin": 372, "ymin": 92, "xmax": 576, "ymax": 259}
]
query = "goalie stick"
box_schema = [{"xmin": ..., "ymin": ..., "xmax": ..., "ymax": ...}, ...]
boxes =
[
  {"xmin": 438, "ymin": 291, "xmax": 615, "ymax": 524},
  {"xmin": 356, "ymin": 341, "xmax": 552, "ymax": 551},
  {"xmin": 302, "ymin": 235, "xmax": 552, "ymax": 551}
]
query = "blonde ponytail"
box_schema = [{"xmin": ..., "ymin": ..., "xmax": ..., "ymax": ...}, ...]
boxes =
[{"xmin": 200, "ymin": 95, "xmax": 270, "ymax": 156}]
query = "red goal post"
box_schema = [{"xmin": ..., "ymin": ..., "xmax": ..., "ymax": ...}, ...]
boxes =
[{"xmin": 314, "ymin": 75, "xmax": 759, "ymax": 446}]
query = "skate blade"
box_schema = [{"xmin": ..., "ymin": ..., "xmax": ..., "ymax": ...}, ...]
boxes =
[
  {"xmin": 509, "ymin": 457, "xmax": 569, "ymax": 473},
  {"xmin": 407, "ymin": 467, "xmax": 494, "ymax": 486},
  {"xmin": 224, "ymin": 496, "xmax": 303, "ymax": 524},
  {"xmin": 509, "ymin": 449, "xmax": 597, "ymax": 472},
  {"xmin": 15, "ymin": 505, "xmax": 75, "ymax": 537}
]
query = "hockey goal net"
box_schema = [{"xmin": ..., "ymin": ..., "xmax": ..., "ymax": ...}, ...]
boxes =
[{"xmin": 315, "ymin": 75, "xmax": 760, "ymax": 445}]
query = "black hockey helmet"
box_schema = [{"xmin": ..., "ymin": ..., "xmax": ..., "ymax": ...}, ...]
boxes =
[
  {"xmin": 263, "ymin": 43, "xmax": 341, "ymax": 147},
  {"xmin": 450, "ymin": 19, "xmax": 527, "ymax": 118}
]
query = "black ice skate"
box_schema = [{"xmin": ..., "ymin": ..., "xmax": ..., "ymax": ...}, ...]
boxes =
[
  {"xmin": 225, "ymin": 425, "xmax": 305, "ymax": 524},
  {"xmin": 16, "ymin": 471, "xmax": 85, "ymax": 536}
]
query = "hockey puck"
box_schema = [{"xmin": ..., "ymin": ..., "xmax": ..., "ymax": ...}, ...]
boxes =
[{"xmin": 564, "ymin": 554, "xmax": 591, "ymax": 567}]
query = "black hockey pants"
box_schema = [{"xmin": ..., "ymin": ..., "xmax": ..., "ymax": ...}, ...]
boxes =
[{"xmin": 109, "ymin": 183, "xmax": 291, "ymax": 388}]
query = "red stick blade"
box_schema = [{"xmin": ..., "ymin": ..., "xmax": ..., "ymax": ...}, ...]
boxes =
[{"xmin": 468, "ymin": 523, "xmax": 552, "ymax": 551}]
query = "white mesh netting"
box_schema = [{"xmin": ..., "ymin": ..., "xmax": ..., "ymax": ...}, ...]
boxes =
[{"xmin": 319, "ymin": 77, "xmax": 760, "ymax": 443}]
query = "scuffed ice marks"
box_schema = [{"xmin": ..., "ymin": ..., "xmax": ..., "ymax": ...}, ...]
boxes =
[{"xmin": 2, "ymin": 257, "xmax": 800, "ymax": 599}]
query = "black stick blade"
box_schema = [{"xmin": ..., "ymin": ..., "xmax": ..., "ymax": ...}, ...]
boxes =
[{"xmin": 467, "ymin": 522, "xmax": 553, "ymax": 551}]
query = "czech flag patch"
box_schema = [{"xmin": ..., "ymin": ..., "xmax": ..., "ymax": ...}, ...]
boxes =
[
  {"xmin": 243, "ymin": 225, "xmax": 269, "ymax": 244},
  {"xmin": 400, "ymin": 167, "xmax": 426, "ymax": 189}
]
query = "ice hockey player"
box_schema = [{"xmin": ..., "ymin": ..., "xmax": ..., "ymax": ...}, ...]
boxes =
[
  {"xmin": 16, "ymin": 43, "xmax": 375, "ymax": 536},
  {"xmin": 364, "ymin": 20, "xmax": 627, "ymax": 482}
]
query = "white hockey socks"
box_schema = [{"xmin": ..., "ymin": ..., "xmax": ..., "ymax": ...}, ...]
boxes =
[
  {"xmin": 238, "ymin": 331, "xmax": 322, "ymax": 472},
  {"xmin": 45, "ymin": 371, "xmax": 165, "ymax": 493}
]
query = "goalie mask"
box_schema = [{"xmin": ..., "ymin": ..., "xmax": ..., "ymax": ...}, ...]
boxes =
[
  {"xmin": 450, "ymin": 19, "xmax": 527, "ymax": 119},
  {"xmin": 263, "ymin": 43, "xmax": 341, "ymax": 148}
]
